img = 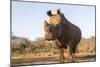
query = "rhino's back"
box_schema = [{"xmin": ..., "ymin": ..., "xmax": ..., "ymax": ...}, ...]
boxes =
[{"xmin": 61, "ymin": 21, "xmax": 81, "ymax": 44}]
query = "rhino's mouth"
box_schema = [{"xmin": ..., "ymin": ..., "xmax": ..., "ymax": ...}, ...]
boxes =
[
  {"xmin": 45, "ymin": 35, "xmax": 55, "ymax": 41},
  {"xmin": 44, "ymin": 32, "xmax": 55, "ymax": 41},
  {"xmin": 45, "ymin": 38, "xmax": 55, "ymax": 41},
  {"xmin": 45, "ymin": 36, "xmax": 55, "ymax": 41}
]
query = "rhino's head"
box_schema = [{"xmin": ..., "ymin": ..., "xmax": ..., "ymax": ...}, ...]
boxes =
[
  {"xmin": 44, "ymin": 21, "xmax": 55, "ymax": 41},
  {"xmin": 44, "ymin": 22, "xmax": 63, "ymax": 41}
]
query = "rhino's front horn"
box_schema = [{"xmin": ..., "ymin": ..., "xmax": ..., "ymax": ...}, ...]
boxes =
[{"xmin": 44, "ymin": 20, "xmax": 50, "ymax": 25}]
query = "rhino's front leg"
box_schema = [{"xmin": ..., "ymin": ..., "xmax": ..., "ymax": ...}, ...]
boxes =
[
  {"xmin": 54, "ymin": 39, "xmax": 65, "ymax": 63},
  {"xmin": 59, "ymin": 48, "xmax": 65, "ymax": 63}
]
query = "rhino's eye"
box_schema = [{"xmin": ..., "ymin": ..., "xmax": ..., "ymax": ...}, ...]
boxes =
[
  {"xmin": 52, "ymin": 16, "xmax": 55, "ymax": 19},
  {"xmin": 49, "ymin": 27, "xmax": 52, "ymax": 32}
]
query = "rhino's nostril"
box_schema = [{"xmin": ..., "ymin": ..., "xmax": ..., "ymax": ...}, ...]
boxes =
[{"xmin": 52, "ymin": 35, "xmax": 55, "ymax": 38}]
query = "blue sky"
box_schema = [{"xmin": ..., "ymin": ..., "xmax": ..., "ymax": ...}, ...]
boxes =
[{"xmin": 12, "ymin": 1, "xmax": 95, "ymax": 40}]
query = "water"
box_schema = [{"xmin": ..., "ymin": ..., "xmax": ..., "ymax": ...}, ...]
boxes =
[{"xmin": 11, "ymin": 57, "xmax": 96, "ymax": 66}]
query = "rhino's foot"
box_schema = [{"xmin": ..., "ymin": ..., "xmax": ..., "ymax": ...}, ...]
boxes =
[{"xmin": 59, "ymin": 59, "xmax": 64, "ymax": 63}]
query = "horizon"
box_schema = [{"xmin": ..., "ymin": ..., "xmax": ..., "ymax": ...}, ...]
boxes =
[
  {"xmin": 12, "ymin": 33, "xmax": 95, "ymax": 41},
  {"xmin": 12, "ymin": 1, "xmax": 95, "ymax": 40}
]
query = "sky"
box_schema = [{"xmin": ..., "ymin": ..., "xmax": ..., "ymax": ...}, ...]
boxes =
[{"xmin": 12, "ymin": 1, "xmax": 95, "ymax": 40}]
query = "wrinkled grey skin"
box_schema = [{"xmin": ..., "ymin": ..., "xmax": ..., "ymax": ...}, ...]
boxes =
[{"xmin": 44, "ymin": 9, "xmax": 81, "ymax": 63}]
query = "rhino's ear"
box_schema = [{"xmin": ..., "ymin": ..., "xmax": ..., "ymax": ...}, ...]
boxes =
[
  {"xmin": 47, "ymin": 10, "xmax": 53, "ymax": 16},
  {"xmin": 57, "ymin": 9, "xmax": 61, "ymax": 15}
]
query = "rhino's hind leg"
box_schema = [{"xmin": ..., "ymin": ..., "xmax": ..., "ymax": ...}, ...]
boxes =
[
  {"xmin": 72, "ymin": 53, "xmax": 76, "ymax": 62},
  {"xmin": 67, "ymin": 45, "xmax": 73, "ymax": 62},
  {"xmin": 66, "ymin": 39, "xmax": 77, "ymax": 62},
  {"xmin": 71, "ymin": 44, "xmax": 77, "ymax": 62},
  {"xmin": 67, "ymin": 45, "xmax": 76, "ymax": 62}
]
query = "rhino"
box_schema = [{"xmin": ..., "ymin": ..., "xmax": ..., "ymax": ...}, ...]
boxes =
[{"xmin": 44, "ymin": 9, "xmax": 81, "ymax": 63}]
